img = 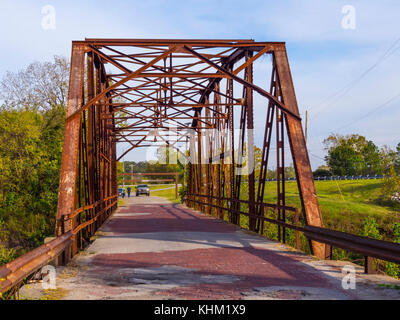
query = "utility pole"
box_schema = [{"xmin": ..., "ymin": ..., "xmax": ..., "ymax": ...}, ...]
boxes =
[
  {"xmin": 122, "ymin": 161, "xmax": 125, "ymax": 187},
  {"xmin": 130, "ymin": 164, "xmax": 134, "ymax": 185},
  {"xmin": 183, "ymin": 136, "xmax": 188, "ymax": 188}
]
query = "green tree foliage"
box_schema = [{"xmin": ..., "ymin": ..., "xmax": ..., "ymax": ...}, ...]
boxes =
[
  {"xmin": 0, "ymin": 56, "xmax": 68, "ymax": 262},
  {"xmin": 313, "ymin": 166, "xmax": 332, "ymax": 177},
  {"xmin": 118, "ymin": 146, "xmax": 186, "ymax": 186},
  {"xmin": 324, "ymin": 134, "xmax": 383, "ymax": 175},
  {"xmin": 360, "ymin": 217, "xmax": 382, "ymax": 240},
  {"xmin": 328, "ymin": 144, "xmax": 364, "ymax": 175},
  {"xmin": 395, "ymin": 143, "xmax": 400, "ymax": 173},
  {"xmin": 382, "ymin": 165, "xmax": 400, "ymax": 201},
  {"xmin": 122, "ymin": 161, "xmax": 149, "ymax": 174},
  {"xmin": 253, "ymin": 146, "xmax": 262, "ymax": 175},
  {"xmin": 378, "ymin": 145, "xmax": 396, "ymax": 174},
  {"xmin": 0, "ymin": 108, "xmax": 65, "ymax": 248},
  {"xmin": 385, "ymin": 223, "xmax": 400, "ymax": 278},
  {"xmin": 362, "ymin": 141, "xmax": 382, "ymax": 175},
  {"xmin": 150, "ymin": 145, "xmax": 185, "ymax": 173},
  {"xmin": 393, "ymin": 222, "xmax": 400, "ymax": 244},
  {"xmin": 0, "ymin": 244, "xmax": 17, "ymax": 265}
]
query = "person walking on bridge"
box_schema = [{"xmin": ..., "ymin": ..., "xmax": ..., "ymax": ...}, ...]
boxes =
[{"xmin": 127, "ymin": 186, "xmax": 131, "ymax": 198}]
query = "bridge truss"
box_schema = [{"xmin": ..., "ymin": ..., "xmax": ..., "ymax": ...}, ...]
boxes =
[
  {"xmin": 3, "ymin": 39, "xmax": 400, "ymax": 298},
  {"xmin": 55, "ymin": 38, "xmax": 325, "ymax": 258}
]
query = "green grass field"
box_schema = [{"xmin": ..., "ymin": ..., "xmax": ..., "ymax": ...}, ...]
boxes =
[
  {"xmin": 149, "ymin": 185, "xmax": 180, "ymax": 203},
  {"xmin": 264, "ymin": 180, "xmax": 395, "ymax": 216},
  {"xmin": 262, "ymin": 179, "xmax": 400, "ymax": 239}
]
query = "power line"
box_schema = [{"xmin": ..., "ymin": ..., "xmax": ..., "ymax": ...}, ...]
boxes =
[
  {"xmin": 308, "ymin": 150, "xmax": 325, "ymax": 161},
  {"xmin": 333, "ymin": 92, "xmax": 400, "ymax": 131},
  {"xmin": 310, "ymin": 37, "xmax": 400, "ymax": 116}
]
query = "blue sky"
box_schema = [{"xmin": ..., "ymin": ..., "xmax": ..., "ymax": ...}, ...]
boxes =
[{"xmin": 0, "ymin": 0, "xmax": 399, "ymax": 169}]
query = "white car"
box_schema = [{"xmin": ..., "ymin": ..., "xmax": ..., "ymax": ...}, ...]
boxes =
[{"xmin": 136, "ymin": 184, "xmax": 150, "ymax": 196}]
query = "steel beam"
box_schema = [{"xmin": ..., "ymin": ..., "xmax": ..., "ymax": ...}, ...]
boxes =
[
  {"xmin": 273, "ymin": 46, "xmax": 326, "ymax": 258},
  {"xmin": 56, "ymin": 43, "xmax": 86, "ymax": 235}
]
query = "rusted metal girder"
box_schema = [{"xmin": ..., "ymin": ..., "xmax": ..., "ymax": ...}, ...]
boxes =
[
  {"xmin": 55, "ymin": 39, "xmax": 325, "ymax": 259},
  {"xmin": 273, "ymin": 49, "xmax": 325, "ymax": 258},
  {"xmin": 56, "ymin": 43, "xmax": 85, "ymax": 236}
]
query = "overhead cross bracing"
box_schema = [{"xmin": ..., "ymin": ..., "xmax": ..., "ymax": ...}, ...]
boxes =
[{"xmin": 85, "ymin": 40, "xmax": 272, "ymax": 157}]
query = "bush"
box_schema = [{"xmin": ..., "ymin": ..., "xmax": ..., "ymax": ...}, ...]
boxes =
[
  {"xmin": 385, "ymin": 223, "xmax": 400, "ymax": 278},
  {"xmin": 382, "ymin": 166, "xmax": 400, "ymax": 201},
  {"xmin": 179, "ymin": 185, "xmax": 187, "ymax": 204},
  {"xmin": 0, "ymin": 245, "xmax": 17, "ymax": 266},
  {"xmin": 0, "ymin": 107, "xmax": 64, "ymax": 251},
  {"xmin": 360, "ymin": 217, "xmax": 382, "ymax": 240}
]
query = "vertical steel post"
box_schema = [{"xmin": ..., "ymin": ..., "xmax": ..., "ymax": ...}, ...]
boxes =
[
  {"xmin": 256, "ymin": 66, "xmax": 277, "ymax": 234},
  {"xmin": 274, "ymin": 46, "xmax": 325, "ymax": 258},
  {"xmin": 56, "ymin": 43, "xmax": 86, "ymax": 237},
  {"xmin": 246, "ymin": 52, "xmax": 256, "ymax": 231},
  {"xmin": 175, "ymin": 173, "xmax": 178, "ymax": 200},
  {"xmin": 87, "ymin": 51, "xmax": 95, "ymax": 236}
]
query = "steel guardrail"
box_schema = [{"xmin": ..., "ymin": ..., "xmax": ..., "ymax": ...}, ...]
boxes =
[
  {"xmin": 186, "ymin": 195, "xmax": 400, "ymax": 266},
  {"xmin": 0, "ymin": 195, "xmax": 118, "ymax": 297},
  {"xmin": 0, "ymin": 231, "xmax": 72, "ymax": 295}
]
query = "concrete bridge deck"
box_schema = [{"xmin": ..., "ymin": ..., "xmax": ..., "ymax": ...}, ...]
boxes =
[{"xmin": 21, "ymin": 196, "xmax": 400, "ymax": 300}]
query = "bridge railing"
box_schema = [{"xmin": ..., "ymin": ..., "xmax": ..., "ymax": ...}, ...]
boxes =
[
  {"xmin": 186, "ymin": 194, "xmax": 400, "ymax": 273},
  {"xmin": 0, "ymin": 195, "xmax": 118, "ymax": 299}
]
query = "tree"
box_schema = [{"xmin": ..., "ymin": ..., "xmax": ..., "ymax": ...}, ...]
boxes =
[
  {"xmin": 324, "ymin": 134, "xmax": 382, "ymax": 175},
  {"xmin": 0, "ymin": 56, "xmax": 69, "ymax": 111},
  {"xmin": 327, "ymin": 144, "xmax": 363, "ymax": 175},
  {"xmin": 285, "ymin": 164, "xmax": 296, "ymax": 179},
  {"xmin": 395, "ymin": 143, "xmax": 400, "ymax": 173},
  {"xmin": 154, "ymin": 145, "xmax": 185, "ymax": 171},
  {"xmin": 324, "ymin": 134, "xmax": 368, "ymax": 153},
  {"xmin": 254, "ymin": 146, "xmax": 262, "ymax": 177},
  {"xmin": 313, "ymin": 166, "xmax": 332, "ymax": 177},
  {"xmin": 379, "ymin": 145, "xmax": 397, "ymax": 174},
  {"xmin": 382, "ymin": 165, "xmax": 400, "ymax": 201},
  {"xmin": 0, "ymin": 56, "xmax": 69, "ymax": 254},
  {"xmin": 0, "ymin": 109, "xmax": 63, "ymax": 248},
  {"xmin": 361, "ymin": 140, "xmax": 383, "ymax": 175}
]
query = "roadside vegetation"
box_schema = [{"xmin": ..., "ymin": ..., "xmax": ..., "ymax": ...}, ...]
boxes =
[
  {"xmin": 262, "ymin": 179, "xmax": 400, "ymax": 239},
  {"xmin": 0, "ymin": 57, "xmax": 68, "ymax": 265}
]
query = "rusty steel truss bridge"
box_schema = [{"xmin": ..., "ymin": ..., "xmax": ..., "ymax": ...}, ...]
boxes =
[{"xmin": 1, "ymin": 39, "xmax": 400, "ymax": 298}]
